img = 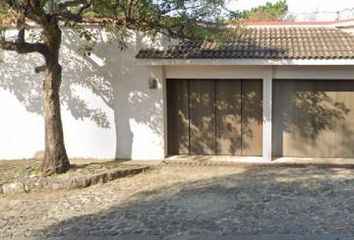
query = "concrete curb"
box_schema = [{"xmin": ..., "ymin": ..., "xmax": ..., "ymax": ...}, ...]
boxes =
[
  {"xmin": 162, "ymin": 160, "xmax": 354, "ymax": 169},
  {"xmin": 1, "ymin": 166, "xmax": 149, "ymax": 194}
]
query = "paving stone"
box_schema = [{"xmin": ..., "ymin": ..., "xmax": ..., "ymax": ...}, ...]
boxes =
[
  {"xmin": 1, "ymin": 166, "xmax": 354, "ymax": 239},
  {"xmin": 2, "ymin": 182, "xmax": 25, "ymax": 194}
]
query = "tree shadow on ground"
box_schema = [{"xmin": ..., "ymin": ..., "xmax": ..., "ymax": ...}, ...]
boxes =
[{"xmin": 34, "ymin": 166, "xmax": 354, "ymax": 239}]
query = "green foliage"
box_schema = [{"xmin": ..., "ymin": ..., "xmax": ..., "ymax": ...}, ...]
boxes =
[
  {"xmin": 234, "ymin": 0, "xmax": 294, "ymax": 22},
  {"xmin": 0, "ymin": 2, "xmax": 7, "ymax": 18},
  {"xmin": 1, "ymin": 0, "xmax": 232, "ymax": 54},
  {"xmin": 0, "ymin": 2, "xmax": 9, "ymax": 30},
  {"xmin": 85, "ymin": 0, "xmax": 229, "ymax": 41}
]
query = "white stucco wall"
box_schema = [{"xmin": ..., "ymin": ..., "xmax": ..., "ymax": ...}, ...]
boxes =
[{"xmin": 0, "ymin": 27, "xmax": 165, "ymax": 160}]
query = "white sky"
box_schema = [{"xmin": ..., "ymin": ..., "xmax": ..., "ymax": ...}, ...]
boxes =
[{"xmin": 227, "ymin": 0, "xmax": 354, "ymax": 20}]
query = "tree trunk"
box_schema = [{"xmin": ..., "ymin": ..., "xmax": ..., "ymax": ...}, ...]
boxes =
[
  {"xmin": 40, "ymin": 62, "xmax": 70, "ymax": 175},
  {"xmin": 40, "ymin": 23, "xmax": 70, "ymax": 176}
]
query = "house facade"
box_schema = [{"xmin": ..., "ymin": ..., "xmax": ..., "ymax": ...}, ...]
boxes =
[
  {"xmin": 1, "ymin": 20, "xmax": 354, "ymax": 161},
  {"xmin": 137, "ymin": 20, "xmax": 354, "ymax": 161}
]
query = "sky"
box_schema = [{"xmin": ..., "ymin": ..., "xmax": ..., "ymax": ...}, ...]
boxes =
[{"xmin": 227, "ymin": 0, "xmax": 354, "ymax": 21}]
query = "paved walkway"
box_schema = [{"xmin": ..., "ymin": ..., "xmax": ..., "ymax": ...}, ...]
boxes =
[{"xmin": 1, "ymin": 165, "xmax": 354, "ymax": 239}]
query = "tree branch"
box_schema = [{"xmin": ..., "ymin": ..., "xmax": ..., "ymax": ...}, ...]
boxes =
[
  {"xmin": 58, "ymin": 11, "xmax": 83, "ymax": 22},
  {"xmin": 0, "ymin": 38, "xmax": 48, "ymax": 55},
  {"xmin": 35, "ymin": 64, "xmax": 47, "ymax": 73},
  {"xmin": 0, "ymin": 27, "xmax": 49, "ymax": 56}
]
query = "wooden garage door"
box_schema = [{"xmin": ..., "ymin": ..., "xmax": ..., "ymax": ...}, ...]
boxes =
[
  {"xmin": 273, "ymin": 79, "xmax": 354, "ymax": 157},
  {"xmin": 167, "ymin": 79, "xmax": 262, "ymax": 156}
]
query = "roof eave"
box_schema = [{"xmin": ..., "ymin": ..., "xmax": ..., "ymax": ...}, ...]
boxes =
[{"xmin": 137, "ymin": 58, "xmax": 354, "ymax": 66}]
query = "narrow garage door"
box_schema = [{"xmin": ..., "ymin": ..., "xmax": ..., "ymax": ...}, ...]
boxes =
[
  {"xmin": 167, "ymin": 79, "xmax": 262, "ymax": 156},
  {"xmin": 273, "ymin": 79, "xmax": 354, "ymax": 158}
]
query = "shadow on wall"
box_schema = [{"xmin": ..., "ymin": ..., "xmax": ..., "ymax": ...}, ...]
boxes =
[
  {"xmin": 167, "ymin": 79, "xmax": 262, "ymax": 156},
  {"xmin": 273, "ymin": 80, "xmax": 353, "ymax": 157},
  {"xmin": 0, "ymin": 27, "xmax": 164, "ymax": 158},
  {"xmin": 33, "ymin": 166, "xmax": 354, "ymax": 239}
]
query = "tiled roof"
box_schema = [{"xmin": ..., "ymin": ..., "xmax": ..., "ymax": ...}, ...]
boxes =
[
  {"xmin": 243, "ymin": 18, "xmax": 354, "ymax": 26},
  {"xmin": 136, "ymin": 27, "xmax": 354, "ymax": 60}
]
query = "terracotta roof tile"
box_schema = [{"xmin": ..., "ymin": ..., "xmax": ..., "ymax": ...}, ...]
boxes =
[{"xmin": 136, "ymin": 27, "xmax": 354, "ymax": 60}]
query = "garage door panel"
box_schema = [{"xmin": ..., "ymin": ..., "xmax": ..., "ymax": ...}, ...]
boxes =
[
  {"xmin": 216, "ymin": 80, "xmax": 242, "ymax": 155},
  {"xmin": 282, "ymin": 80, "xmax": 317, "ymax": 156},
  {"xmin": 190, "ymin": 80, "xmax": 216, "ymax": 155},
  {"xmin": 317, "ymin": 81, "xmax": 354, "ymax": 157},
  {"xmin": 311, "ymin": 81, "xmax": 338, "ymax": 156},
  {"xmin": 167, "ymin": 80, "xmax": 190, "ymax": 155},
  {"xmin": 167, "ymin": 79, "xmax": 263, "ymax": 156},
  {"xmin": 272, "ymin": 81, "xmax": 284, "ymax": 157},
  {"xmin": 242, "ymin": 80, "xmax": 263, "ymax": 156},
  {"xmin": 274, "ymin": 79, "xmax": 354, "ymax": 158},
  {"xmin": 336, "ymin": 82, "xmax": 354, "ymax": 157}
]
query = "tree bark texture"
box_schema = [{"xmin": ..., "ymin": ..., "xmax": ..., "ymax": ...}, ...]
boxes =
[
  {"xmin": 40, "ymin": 24, "xmax": 70, "ymax": 176},
  {"xmin": 40, "ymin": 62, "xmax": 70, "ymax": 175}
]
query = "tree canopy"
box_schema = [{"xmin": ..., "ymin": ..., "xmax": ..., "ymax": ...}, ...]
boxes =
[
  {"xmin": 0, "ymin": 0, "xmax": 231, "ymax": 47},
  {"xmin": 235, "ymin": 0, "xmax": 294, "ymax": 22}
]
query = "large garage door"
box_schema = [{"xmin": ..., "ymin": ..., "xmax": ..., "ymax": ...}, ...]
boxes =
[
  {"xmin": 167, "ymin": 79, "xmax": 262, "ymax": 156},
  {"xmin": 273, "ymin": 79, "xmax": 354, "ymax": 158}
]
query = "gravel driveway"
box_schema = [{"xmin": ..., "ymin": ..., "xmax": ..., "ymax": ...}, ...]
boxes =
[{"xmin": 1, "ymin": 165, "xmax": 354, "ymax": 239}]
